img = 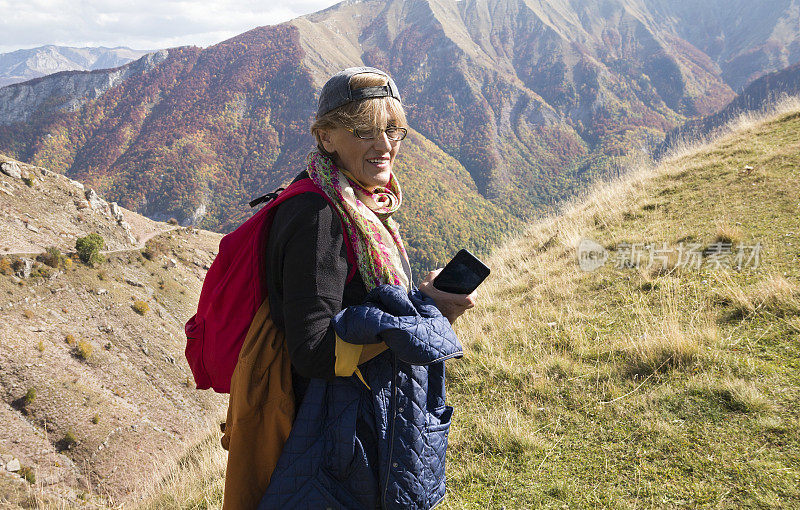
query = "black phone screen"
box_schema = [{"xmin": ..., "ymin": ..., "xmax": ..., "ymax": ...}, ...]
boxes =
[{"xmin": 432, "ymin": 249, "xmax": 490, "ymax": 294}]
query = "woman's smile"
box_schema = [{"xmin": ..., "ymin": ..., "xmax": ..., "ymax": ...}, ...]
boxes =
[
  {"xmin": 366, "ymin": 156, "xmax": 390, "ymax": 169},
  {"xmin": 322, "ymin": 127, "xmax": 401, "ymax": 191}
]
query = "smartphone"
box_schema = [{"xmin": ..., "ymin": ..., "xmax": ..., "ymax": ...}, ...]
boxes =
[{"xmin": 432, "ymin": 249, "xmax": 490, "ymax": 294}]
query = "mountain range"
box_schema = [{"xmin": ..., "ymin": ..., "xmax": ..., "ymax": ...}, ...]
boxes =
[
  {"xmin": 0, "ymin": 46, "xmax": 151, "ymax": 88},
  {"xmin": 0, "ymin": 0, "xmax": 798, "ymax": 274}
]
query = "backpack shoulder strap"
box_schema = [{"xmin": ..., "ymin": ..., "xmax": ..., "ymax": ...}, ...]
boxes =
[{"xmin": 261, "ymin": 178, "xmax": 357, "ymax": 284}]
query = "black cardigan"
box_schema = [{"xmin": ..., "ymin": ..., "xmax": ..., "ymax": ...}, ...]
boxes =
[{"xmin": 265, "ymin": 173, "xmax": 368, "ymax": 398}]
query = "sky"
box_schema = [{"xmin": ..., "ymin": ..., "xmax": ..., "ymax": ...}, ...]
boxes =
[{"xmin": 0, "ymin": 0, "xmax": 342, "ymax": 53}]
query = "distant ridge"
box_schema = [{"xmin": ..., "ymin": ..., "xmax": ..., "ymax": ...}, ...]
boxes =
[
  {"xmin": 0, "ymin": 45, "xmax": 152, "ymax": 87},
  {"xmin": 0, "ymin": 50, "xmax": 170, "ymax": 126},
  {"xmin": 657, "ymin": 62, "xmax": 800, "ymax": 157}
]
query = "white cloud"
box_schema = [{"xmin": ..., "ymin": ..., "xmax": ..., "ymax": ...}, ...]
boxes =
[{"xmin": 0, "ymin": 0, "xmax": 342, "ymax": 53}]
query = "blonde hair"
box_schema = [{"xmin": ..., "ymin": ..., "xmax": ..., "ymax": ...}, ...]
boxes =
[{"xmin": 311, "ymin": 73, "xmax": 407, "ymax": 150}]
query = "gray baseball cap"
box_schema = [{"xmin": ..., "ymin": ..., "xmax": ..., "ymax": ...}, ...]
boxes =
[{"xmin": 317, "ymin": 66, "xmax": 401, "ymax": 118}]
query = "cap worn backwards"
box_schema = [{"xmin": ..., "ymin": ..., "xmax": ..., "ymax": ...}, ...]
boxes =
[{"xmin": 317, "ymin": 66, "xmax": 401, "ymax": 118}]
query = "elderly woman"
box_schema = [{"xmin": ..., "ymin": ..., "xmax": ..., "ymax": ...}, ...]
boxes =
[{"xmin": 223, "ymin": 67, "xmax": 475, "ymax": 510}]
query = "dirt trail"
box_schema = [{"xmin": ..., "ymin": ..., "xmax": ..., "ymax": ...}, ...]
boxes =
[
  {"xmin": 0, "ymin": 226, "xmax": 180, "ymax": 257},
  {"xmin": 101, "ymin": 226, "xmax": 180, "ymax": 255}
]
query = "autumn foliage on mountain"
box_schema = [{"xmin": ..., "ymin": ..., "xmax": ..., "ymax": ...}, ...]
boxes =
[
  {"xmin": 1, "ymin": 0, "xmax": 798, "ymax": 274},
  {"xmin": 0, "ymin": 21, "xmax": 517, "ymax": 275}
]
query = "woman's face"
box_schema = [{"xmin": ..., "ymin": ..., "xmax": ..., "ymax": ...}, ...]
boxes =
[{"xmin": 319, "ymin": 125, "xmax": 401, "ymax": 192}]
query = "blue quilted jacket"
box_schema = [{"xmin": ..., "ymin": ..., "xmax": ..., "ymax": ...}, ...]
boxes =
[{"xmin": 258, "ymin": 284, "xmax": 464, "ymax": 509}]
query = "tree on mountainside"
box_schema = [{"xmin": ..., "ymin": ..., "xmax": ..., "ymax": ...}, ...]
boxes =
[{"xmin": 75, "ymin": 233, "xmax": 105, "ymax": 266}]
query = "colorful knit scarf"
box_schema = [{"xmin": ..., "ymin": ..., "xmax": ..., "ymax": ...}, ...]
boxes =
[{"xmin": 305, "ymin": 150, "xmax": 410, "ymax": 291}]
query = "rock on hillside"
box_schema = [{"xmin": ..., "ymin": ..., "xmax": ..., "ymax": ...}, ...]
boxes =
[
  {"xmin": 0, "ymin": 154, "xmax": 143, "ymax": 255},
  {"xmin": 0, "ymin": 157, "xmax": 226, "ymax": 506}
]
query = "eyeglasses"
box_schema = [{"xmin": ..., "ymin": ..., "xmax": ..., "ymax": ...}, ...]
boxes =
[{"xmin": 349, "ymin": 126, "xmax": 408, "ymax": 141}]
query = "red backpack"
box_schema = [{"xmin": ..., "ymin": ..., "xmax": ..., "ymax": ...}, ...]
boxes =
[{"xmin": 184, "ymin": 177, "xmax": 356, "ymax": 393}]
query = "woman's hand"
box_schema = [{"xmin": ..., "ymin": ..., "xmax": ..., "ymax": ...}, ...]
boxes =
[{"xmin": 418, "ymin": 268, "xmax": 477, "ymax": 324}]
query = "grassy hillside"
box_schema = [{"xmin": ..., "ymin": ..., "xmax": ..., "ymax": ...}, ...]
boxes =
[
  {"xmin": 443, "ymin": 99, "xmax": 800, "ymax": 507},
  {"xmin": 125, "ymin": 100, "xmax": 800, "ymax": 509}
]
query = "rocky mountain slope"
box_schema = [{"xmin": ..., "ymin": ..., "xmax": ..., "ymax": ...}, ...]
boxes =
[
  {"xmin": 0, "ymin": 158, "xmax": 140, "ymax": 254},
  {"xmin": 0, "ymin": 154, "xmax": 227, "ymax": 507},
  {"xmin": 142, "ymin": 94, "xmax": 800, "ymax": 510},
  {"xmin": 0, "ymin": 0, "xmax": 798, "ymax": 271},
  {"xmin": 644, "ymin": 0, "xmax": 800, "ymax": 91},
  {"xmin": 0, "ymin": 46, "xmax": 151, "ymax": 88}
]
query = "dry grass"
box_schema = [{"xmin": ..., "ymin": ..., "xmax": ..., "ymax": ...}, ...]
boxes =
[
  {"xmin": 715, "ymin": 272, "xmax": 800, "ymax": 321},
  {"xmin": 74, "ymin": 339, "xmax": 94, "ymax": 361},
  {"xmin": 0, "ymin": 257, "xmax": 13, "ymax": 274},
  {"xmin": 753, "ymin": 274, "xmax": 800, "ymax": 316},
  {"xmin": 138, "ymin": 421, "xmax": 227, "ymax": 510},
  {"xmin": 622, "ymin": 320, "xmax": 701, "ymax": 378},
  {"xmin": 713, "ymin": 219, "xmax": 743, "ymax": 245},
  {"xmin": 689, "ymin": 377, "xmax": 774, "ymax": 414}
]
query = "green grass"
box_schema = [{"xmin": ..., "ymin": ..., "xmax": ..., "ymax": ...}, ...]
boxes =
[{"xmin": 441, "ymin": 107, "xmax": 800, "ymax": 508}]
